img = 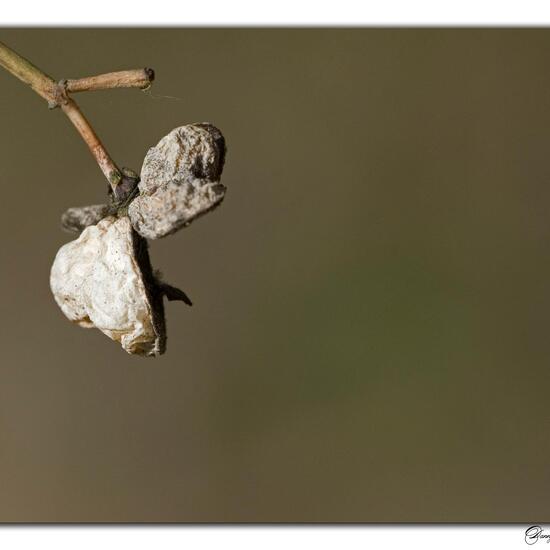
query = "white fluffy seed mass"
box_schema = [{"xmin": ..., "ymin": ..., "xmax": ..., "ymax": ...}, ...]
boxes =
[{"xmin": 50, "ymin": 215, "xmax": 160, "ymax": 356}]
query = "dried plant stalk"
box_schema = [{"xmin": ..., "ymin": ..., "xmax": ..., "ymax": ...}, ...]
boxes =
[
  {"xmin": 65, "ymin": 68, "xmax": 154, "ymax": 93},
  {"xmin": 0, "ymin": 40, "xmax": 153, "ymax": 194}
]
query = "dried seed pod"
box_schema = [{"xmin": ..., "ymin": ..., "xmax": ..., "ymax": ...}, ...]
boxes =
[
  {"xmin": 51, "ymin": 124, "xmax": 225, "ymax": 356},
  {"xmin": 128, "ymin": 123, "xmax": 226, "ymax": 239},
  {"xmin": 50, "ymin": 215, "xmax": 189, "ymax": 356},
  {"xmin": 61, "ymin": 204, "xmax": 110, "ymax": 234}
]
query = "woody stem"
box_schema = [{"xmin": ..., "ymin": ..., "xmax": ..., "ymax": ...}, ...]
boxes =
[{"xmin": 0, "ymin": 41, "xmax": 153, "ymax": 193}]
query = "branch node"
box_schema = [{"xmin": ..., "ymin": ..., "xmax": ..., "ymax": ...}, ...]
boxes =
[
  {"xmin": 0, "ymin": 41, "xmax": 153, "ymax": 194},
  {"xmin": 142, "ymin": 68, "xmax": 155, "ymax": 90},
  {"xmin": 48, "ymin": 79, "xmax": 70, "ymax": 109},
  {"xmin": 56, "ymin": 79, "xmax": 69, "ymax": 105}
]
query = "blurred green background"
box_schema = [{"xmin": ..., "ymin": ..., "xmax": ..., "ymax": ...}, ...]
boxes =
[{"xmin": 0, "ymin": 28, "xmax": 548, "ymax": 522}]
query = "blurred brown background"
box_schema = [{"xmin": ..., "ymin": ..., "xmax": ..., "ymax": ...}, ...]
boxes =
[{"xmin": 0, "ymin": 28, "xmax": 548, "ymax": 522}]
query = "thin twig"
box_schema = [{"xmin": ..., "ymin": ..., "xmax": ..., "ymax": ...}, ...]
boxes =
[
  {"xmin": 60, "ymin": 99, "xmax": 122, "ymax": 187},
  {"xmin": 65, "ymin": 68, "xmax": 154, "ymax": 93},
  {"xmin": 0, "ymin": 40, "xmax": 153, "ymax": 194},
  {"xmin": 0, "ymin": 40, "xmax": 55, "ymax": 101}
]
